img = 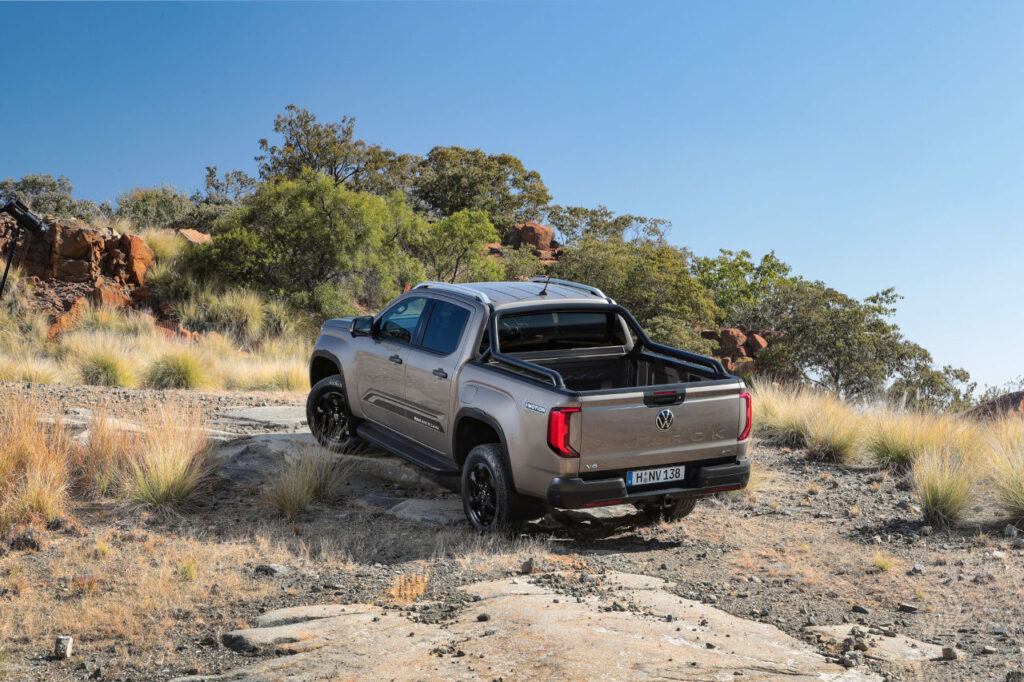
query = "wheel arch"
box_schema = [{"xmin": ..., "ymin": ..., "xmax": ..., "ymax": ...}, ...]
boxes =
[
  {"xmin": 309, "ymin": 350, "xmax": 342, "ymax": 388},
  {"xmin": 453, "ymin": 408, "xmax": 509, "ymax": 471}
]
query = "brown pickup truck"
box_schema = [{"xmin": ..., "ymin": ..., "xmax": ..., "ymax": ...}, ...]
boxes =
[{"xmin": 308, "ymin": 278, "xmax": 751, "ymax": 531}]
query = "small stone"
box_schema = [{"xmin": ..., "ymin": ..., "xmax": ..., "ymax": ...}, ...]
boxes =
[
  {"xmin": 992, "ymin": 550, "xmax": 1008, "ymax": 560},
  {"xmin": 919, "ymin": 526, "xmax": 933, "ymax": 537},
  {"xmin": 54, "ymin": 635, "xmax": 73, "ymax": 659},
  {"xmin": 476, "ymin": 613, "xmax": 490, "ymax": 622},
  {"xmin": 705, "ymin": 642, "xmax": 715, "ymax": 649},
  {"xmin": 1005, "ymin": 671, "xmax": 1024, "ymax": 682},
  {"xmin": 982, "ymin": 645, "xmax": 997, "ymax": 655},
  {"xmin": 841, "ymin": 651, "xmax": 863, "ymax": 667},
  {"xmin": 1014, "ymin": 538, "xmax": 1024, "ymax": 549},
  {"xmin": 907, "ymin": 564, "xmax": 925, "ymax": 575},
  {"xmin": 898, "ymin": 603, "xmax": 920, "ymax": 613},
  {"xmin": 942, "ymin": 646, "xmax": 959, "ymax": 660},
  {"xmin": 851, "ymin": 605, "xmax": 871, "ymax": 615},
  {"xmin": 520, "ymin": 558, "xmax": 535, "ymax": 575},
  {"xmin": 254, "ymin": 563, "xmax": 290, "ymax": 577},
  {"xmin": 1004, "ymin": 524, "xmax": 1019, "ymax": 538}
]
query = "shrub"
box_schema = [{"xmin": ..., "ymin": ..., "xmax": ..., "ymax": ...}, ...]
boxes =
[
  {"xmin": 124, "ymin": 404, "xmax": 210, "ymax": 508},
  {"xmin": 144, "ymin": 350, "xmax": 211, "ymax": 390},
  {"xmin": 912, "ymin": 448, "xmax": 974, "ymax": 527},
  {"xmin": 116, "ymin": 185, "xmax": 192, "ymax": 229}
]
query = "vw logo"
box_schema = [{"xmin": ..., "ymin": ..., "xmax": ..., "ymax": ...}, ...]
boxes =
[{"xmin": 656, "ymin": 409, "xmax": 674, "ymax": 430}]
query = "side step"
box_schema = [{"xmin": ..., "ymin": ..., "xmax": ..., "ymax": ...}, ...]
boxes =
[{"xmin": 356, "ymin": 422, "xmax": 460, "ymax": 475}]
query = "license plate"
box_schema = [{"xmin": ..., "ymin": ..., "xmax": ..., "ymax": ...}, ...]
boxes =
[{"xmin": 626, "ymin": 465, "xmax": 685, "ymax": 487}]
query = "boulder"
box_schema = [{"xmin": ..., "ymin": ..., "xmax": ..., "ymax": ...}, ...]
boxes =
[
  {"xmin": 121, "ymin": 234, "xmax": 155, "ymax": 286},
  {"xmin": 719, "ymin": 328, "xmax": 747, "ymax": 351},
  {"xmin": 177, "ymin": 228, "xmax": 212, "ymax": 245},
  {"xmin": 965, "ymin": 391, "xmax": 1024, "ymax": 420},
  {"xmin": 47, "ymin": 297, "xmax": 88, "ymax": 339},
  {"xmin": 744, "ymin": 333, "xmax": 769, "ymax": 356},
  {"xmin": 700, "ymin": 329, "xmax": 721, "ymax": 342},
  {"xmin": 507, "ymin": 221, "xmax": 555, "ymax": 252},
  {"xmin": 92, "ymin": 280, "xmax": 131, "ymax": 308}
]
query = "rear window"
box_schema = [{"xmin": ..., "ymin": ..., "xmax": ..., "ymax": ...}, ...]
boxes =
[
  {"xmin": 420, "ymin": 301, "xmax": 470, "ymax": 355},
  {"xmin": 497, "ymin": 311, "xmax": 628, "ymax": 352}
]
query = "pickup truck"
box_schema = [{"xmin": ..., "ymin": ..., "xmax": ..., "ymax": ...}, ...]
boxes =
[{"xmin": 307, "ymin": 278, "xmax": 751, "ymax": 531}]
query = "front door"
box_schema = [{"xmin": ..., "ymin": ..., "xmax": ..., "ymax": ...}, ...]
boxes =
[
  {"xmin": 356, "ymin": 296, "xmax": 429, "ymax": 427},
  {"xmin": 403, "ymin": 299, "xmax": 472, "ymax": 455}
]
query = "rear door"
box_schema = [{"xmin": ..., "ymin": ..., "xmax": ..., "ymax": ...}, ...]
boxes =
[
  {"xmin": 403, "ymin": 298, "xmax": 473, "ymax": 455},
  {"xmin": 576, "ymin": 381, "xmax": 745, "ymax": 474},
  {"xmin": 356, "ymin": 296, "xmax": 429, "ymax": 427}
]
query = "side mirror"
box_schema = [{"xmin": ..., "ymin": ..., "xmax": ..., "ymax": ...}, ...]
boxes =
[{"xmin": 351, "ymin": 315, "xmax": 374, "ymax": 337}]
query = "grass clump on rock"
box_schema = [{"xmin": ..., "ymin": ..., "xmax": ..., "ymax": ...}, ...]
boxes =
[{"xmin": 266, "ymin": 448, "xmax": 354, "ymax": 520}]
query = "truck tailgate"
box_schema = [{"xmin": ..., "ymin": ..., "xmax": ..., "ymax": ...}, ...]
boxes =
[{"xmin": 577, "ymin": 381, "xmax": 745, "ymax": 472}]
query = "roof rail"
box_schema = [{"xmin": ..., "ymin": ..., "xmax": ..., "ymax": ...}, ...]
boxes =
[
  {"xmin": 413, "ymin": 281, "xmax": 491, "ymax": 305},
  {"xmin": 529, "ymin": 277, "xmax": 609, "ymax": 300}
]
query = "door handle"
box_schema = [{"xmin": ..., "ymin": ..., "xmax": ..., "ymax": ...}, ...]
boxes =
[
  {"xmin": 389, "ymin": 354, "xmax": 403, "ymax": 365},
  {"xmin": 432, "ymin": 368, "xmax": 448, "ymax": 379}
]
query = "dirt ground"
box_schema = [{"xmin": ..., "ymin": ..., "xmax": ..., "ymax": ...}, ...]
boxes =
[{"xmin": 1, "ymin": 384, "xmax": 1022, "ymax": 681}]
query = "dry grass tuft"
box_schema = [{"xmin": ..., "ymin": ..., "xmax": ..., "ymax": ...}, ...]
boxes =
[
  {"xmin": 872, "ymin": 549, "xmax": 896, "ymax": 571},
  {"xmin": 804, "ymin": 398, "xmax": 863, "ymax": 464},
  {"xmin": 144, "ymin": 348, "xmax": 213, "ymax": 390},
  {"xmin": 751, "ymin": 380, "xmax": 814, "ymax": 448},
  {"xmin": 867, "ymin": 411, "xmax": 978, "ymax": 469},
  {"xmin": 266, "ymin": 448, "xmax": 354, "ymax": 519},
  {"xmin": 124, "ymin": 403, "xmax": 211, "ymax": 509},
  {"xmin": 984, "ymin": 415, "xmax": 1024, "ymax": 523},
  {"xmin": 912, "ymin": 448, "xmax": 975, "ymax": 527},
  {"xmin": 0, "ymin": 393, "xmax": 72, "ymax": 526}
]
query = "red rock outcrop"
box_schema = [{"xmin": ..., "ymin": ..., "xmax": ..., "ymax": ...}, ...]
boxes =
[{"xmin": 964, "ymin": 392, "xmax": 1024, "ymax": 420}]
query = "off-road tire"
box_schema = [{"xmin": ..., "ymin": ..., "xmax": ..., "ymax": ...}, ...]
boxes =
[
  {"xmin": 461, "ymin": 444, "xmax": 544, "ymax": 532},
  {"xmin": 637, "ymin": 496, "xmax": 697, "ymax": 523},
  {"xmin": 306, "ymin": 374, "xmax": 365, "ymax": 453}
]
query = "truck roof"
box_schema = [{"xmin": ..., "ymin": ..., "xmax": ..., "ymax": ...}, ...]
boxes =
[{"xmin": 413, "ymin": 279, "xmax": 612, "ymax": 310}]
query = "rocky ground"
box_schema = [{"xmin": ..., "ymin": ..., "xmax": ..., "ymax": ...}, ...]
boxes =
[{"xmin": 1, "ymin": 382, "xmax": 1022, "ymax": 681}]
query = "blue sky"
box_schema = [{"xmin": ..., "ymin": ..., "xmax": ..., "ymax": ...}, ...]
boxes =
[{"xmin": 2, "ymin": 1, "xmax": 1022, "ymax": 390}]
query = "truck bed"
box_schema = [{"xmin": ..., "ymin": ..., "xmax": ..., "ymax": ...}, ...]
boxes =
[{"xmin": 505, "ymin": 347, "xmax": 714, "ymax": 392}]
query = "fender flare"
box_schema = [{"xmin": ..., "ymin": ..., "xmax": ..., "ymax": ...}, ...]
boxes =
[{"xmin": 452, "ymin": 407, "xmax": 511, "ymax": 469}]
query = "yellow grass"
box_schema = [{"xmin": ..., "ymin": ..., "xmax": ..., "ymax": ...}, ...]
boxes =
[
  {"xmin": 124, "ymin": 403, "xmax": 211, "ymax": 509},
  {"xmin": 912, "ymin": 448, "xmax": 975, "ymax": 527},
  {"xmin": 266, "ymin": 447, "xmax": 354, "ymax": 519},
  {"xmin": 984, "ymin": 414, "xmax": 1024, "ymax": 523},
  {"xmin": 867, "ymin": 410, "xmax": 979, "ymax": 469},
  {"xmin": 804, "ymin": 397, "xmax": 863, "ymax": 464}
]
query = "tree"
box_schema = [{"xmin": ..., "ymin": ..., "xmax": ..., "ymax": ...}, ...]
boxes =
[
  {"xmin": 256, "ymin": 105, "xmax": 418, "ymax": 196},
  {"xmin": 551, "ymin": 237, "xmax": 718, "ymax": 336},
  {"xmin": 692, "ymin": 249, "xmax": 792, "ymax": 327},
  {"xmin": 183, "ymin": 171, "xmax": 425, "ymax": 311},
  {"xmin": 196, "ymin": 166, "xmax": 257, "ymax": 206},
  {"xmin": 545, "ymin": 204, "xmax": 668, "ymax": 245},
  {"xmin": 412, "ymin": 146, "xmax": 550, "ymax": 234},
  {"xmin": 887, "ymin": 342, "xmax": 976, "ymax": 412},
  {"xmin": 0, "ymin": 173, "xmax": 97, "ymax": 220},
  {"xmin": 116, "ymin": 185, "xmax": 192, "ymax": 229},
  {"xmin": 755, "ymin": 281, "xmax": 912, "ymax": 399},
  {"xmin": 414, "ymin": 210, "xmax": 499, "ymax": 283}
]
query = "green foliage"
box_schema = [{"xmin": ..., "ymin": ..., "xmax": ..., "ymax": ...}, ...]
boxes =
[
  {"xmin": 183, "ymin": 172, "xmax": 425, "ymax": 311},
  {"xmin": 502, "ymin": 247, "xmax": 547, "ymax": 281},
  {"xmin": 0, "ymin": 174, "xmax": 97, "ymax": 220},
  {"xmin": 645, "ymin": 315, "xmax": 715, "ymax": 355},
  {"xmin": 256, "ymin": 105, "xmax": 418, "ymax": 196},
  {"xmin": 552, "ymin": 237, "xmax": 718, "ymax": 333},
  {"xmin": 414, "ymin": 210, "xmax": 499, "ymax": 283},
  {"xmin": 116, "ymin": 185, "xmax": 192, "ymax": 229},
  {"xmin": 545, "ymin": 204, "xmax": 668, "ymax": 245},
  {"xmin": 693, "ymin": 249, "xmax": 792, "ymax": 327},
  {"xmin": 412, "ymin": 146, "xmax": 551, "ymax": 234},
  {"xmin": 887, "ymin": 342, "xmax": 976, "ymax": 412}
]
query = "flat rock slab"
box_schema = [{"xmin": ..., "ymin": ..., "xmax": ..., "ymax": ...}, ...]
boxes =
[
  {"xmin": 174, "ymin": 572, "xmax": 882, "ymax": 681},
  {"xmin": 389, "ymin": 498, "xmax": 465, "ymax": 526},
  {"xmin": 221, "ymin": 406, "xmax": 306, "ymax": 429},
  {"xmin": 214, "ymin": 434, "xmax": 318, "ymax": 486},
  {"xmin": 806, "ymin": 624, "xmax": 946, "ymax": 663}
]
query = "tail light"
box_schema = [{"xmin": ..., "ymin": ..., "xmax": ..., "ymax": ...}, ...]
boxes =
[
  {"xmin": 547, "ymin": 407, "xmax": 580, "ymax": 457},
  {"xmin": 738, "ymin": 392, "xmax": 752, "ymax": 441}
]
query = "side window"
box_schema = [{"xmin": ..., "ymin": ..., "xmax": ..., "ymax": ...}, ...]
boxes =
[
  {"xmin": 420, "ymin": 301, "xmax": 471, "ymax": 355},
  {"xmin": 377, "ymin": 297, "xmax": 428, "ymax": 343}
]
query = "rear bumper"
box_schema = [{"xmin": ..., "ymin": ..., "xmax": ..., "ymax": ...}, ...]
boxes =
[{"xmin": 546, "ymin": 457, "xmax": 750, "ymax": 509}]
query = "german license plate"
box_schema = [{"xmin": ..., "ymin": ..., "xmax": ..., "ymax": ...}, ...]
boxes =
[{"xmin": 626, "ymin": 465, "xmax": 685, "ymax": 487}]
